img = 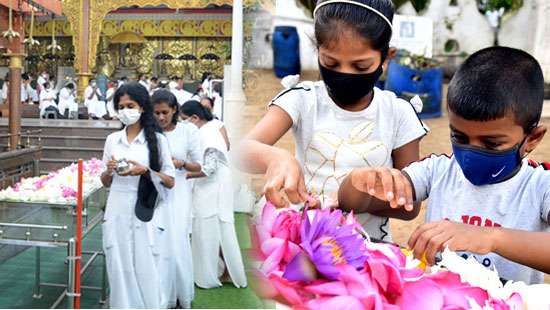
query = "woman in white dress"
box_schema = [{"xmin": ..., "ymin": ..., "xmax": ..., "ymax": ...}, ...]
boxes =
[
  {"xmin": 38, "ymin": 82, "xmax": 58, "ymax": 118},
  {"xmin": 100, "ymin": 82, "xmax": 175, "ymax": 308},
  {"xmin": 200, "ymin": 96, "xmax": 229, "ymax": 151},
  {"xmin": 181, "ymin": 100, "xmax": 247, "ymax": 289},
  {"xmin": 106, "ymin": 81, "xmax": 118, "ymax": 119},
  {"xmin": 152, "ymin": 90, "xmax": 202, "ymax": 308},
  {"xmin": 58, "ymin": 83, "xmax": 78, "ymax": 118},
  {"xmin": 84, "ymin": 79, "xmax": 107, "ymax": 119}
]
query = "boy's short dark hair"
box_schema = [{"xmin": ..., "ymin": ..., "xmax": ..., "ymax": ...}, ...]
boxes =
[{"xmin": 447, "ymin": 46, "xmax": 544, "ymax": 132}]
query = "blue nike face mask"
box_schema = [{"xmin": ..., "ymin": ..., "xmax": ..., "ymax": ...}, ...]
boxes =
[{"xmin": 452, "ymin": 137, "xmax": 527, "ymax": 186}]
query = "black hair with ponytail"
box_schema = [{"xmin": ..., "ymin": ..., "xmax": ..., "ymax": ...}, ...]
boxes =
[
  {"xmin": 114, "ymin": 82, "xmax": 163, "ymax": 222},
  {"xmin": 201, "ymin": 96, "xmax": 215, "ymax": 110},
  {"xmin": 114, "ymin": 82, "xmax": 161, "ymax": 172},
  {"xmin": 180, "ymin": 100, "xmax": 213, "ymax": 121},
  {"xmin": 151, "ymin": 89, "xmax": 179, "ymax": 125}
]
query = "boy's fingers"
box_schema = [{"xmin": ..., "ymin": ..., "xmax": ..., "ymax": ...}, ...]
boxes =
[
  {"xmin": 424, "ymin": 233, "xmax": 451, "ymax": 265},
  {"xmin": 410, "ymin": 226, "xmax": 444, "ymax": 260},
  {"xmin": 408, "ymin": 221, "xmax": 440, "ymax": 249}
]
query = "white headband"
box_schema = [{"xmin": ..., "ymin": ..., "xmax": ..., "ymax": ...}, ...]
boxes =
[{"xmin": 313, "ymin": 0, "xmax": 393, "ymax": 33}]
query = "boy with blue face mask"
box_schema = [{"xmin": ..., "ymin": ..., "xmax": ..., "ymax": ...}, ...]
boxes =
[{"xmin": 338, "ymin": 46, "xmax": 550, "ymax": 284}]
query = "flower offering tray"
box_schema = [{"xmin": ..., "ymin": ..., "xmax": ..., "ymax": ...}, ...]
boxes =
[{"xmin": 0, "ymin": 186, "xmax": 106, "ymax": 246}]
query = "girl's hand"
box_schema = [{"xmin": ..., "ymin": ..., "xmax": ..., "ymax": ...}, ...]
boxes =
[
  {"xmin": 172, "ymin": 158, "xmax": 185, "ymax": 169},
  {"xmin": 106, "ymin": 156, "xmax": 117, "ymax": 175},
  {"xmin": 264, "ymin": 153, "xmax": 310, "ymax": 208},
  {"xmin": 350, "ymin": 167, "xmax": 414, "ymax": 211},
  {"xmin": 118, "ymin": 160, "xmax": 148, "ymax": 176}
]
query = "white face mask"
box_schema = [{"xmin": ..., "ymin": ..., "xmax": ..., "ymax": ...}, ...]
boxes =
[{"xmin": 118, "ymin": 108, "xmax": 142, "ymax": 126}]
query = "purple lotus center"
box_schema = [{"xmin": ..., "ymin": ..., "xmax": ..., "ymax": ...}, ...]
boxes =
[{"xmin": 322, "ymin": 238, "xmax": 347, "ymax": 265}]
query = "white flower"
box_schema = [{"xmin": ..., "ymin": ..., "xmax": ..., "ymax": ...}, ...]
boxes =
[
  {"xmin": 436, "ymin": 248, "xmax": 503, "ymax": 298},
  {"xmin": 437, "ymin": 248, "xmax": 550, "ymax": 309}
]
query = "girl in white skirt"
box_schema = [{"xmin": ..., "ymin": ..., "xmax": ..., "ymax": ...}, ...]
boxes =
[
  {"xmin": 101, "ymin": 82, "xmax": 175, "ymax": 308},
  {"xmin": 181, "ymin": 100, "xmax": 247, "ymax": 289},
  {"xmin": 152, "ymin": 90, "xmax": 202, "ymax": 308}
]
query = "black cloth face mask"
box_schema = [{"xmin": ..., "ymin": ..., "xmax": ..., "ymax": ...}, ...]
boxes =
[{"xmin": 319, "ymin": 62, "xmax": 384, "ymax": 106}]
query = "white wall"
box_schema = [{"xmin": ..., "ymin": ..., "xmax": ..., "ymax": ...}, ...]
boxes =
[
  {"xmin": 249, "ymin": 0, "xmax": 542, "ymax": 74},
  {"xmin": 248, "ymin": 0, "xmax": 318, "ymax": 71},
  {"xmin": 410, "ymin": 0, "xmax": 538, "ymax": 56}
]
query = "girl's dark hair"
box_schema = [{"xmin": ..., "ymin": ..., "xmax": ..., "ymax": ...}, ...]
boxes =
[
  {"xmin": 314, "ymin": 0, "xmax": 394, "ymax": 60},
  {"xmin": 201, "ymin": 96, "xmax": 215, "ymax": 109},
  {"xmin": 181, "ymin": 100, "xmax": 213, "ymax": 121},
  {"xmin": 151, "ymin": 89, "xmax": 179, "ymax": 125},
  {"xmin": 201, "ymin": 72, "xmax": 210, "ymax": 83},
  {"xmin": 114, "ymin": 82, "xmax": 161, "ymax": 172}
]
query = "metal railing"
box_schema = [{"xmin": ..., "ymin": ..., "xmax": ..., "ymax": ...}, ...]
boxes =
[{"xmin": 0, "ymin": 129, "xmax": 42, "ymax": 150}]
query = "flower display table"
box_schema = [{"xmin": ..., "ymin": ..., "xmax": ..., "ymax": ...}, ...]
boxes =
[{"xmin": 0, "ymin": 159, "xmax": 107, "ymax": 308}]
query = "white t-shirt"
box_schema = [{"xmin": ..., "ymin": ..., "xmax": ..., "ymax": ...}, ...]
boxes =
[
  {"xmin": 39, "ymin": 89, "xmax": 57, "ymax": 117},
  {"xmin": 139, "ymin": 80, "xmax": 150, "ymax": 91},
  {"xmin": 271, "ymin": 81, "xmax": 427, "ymax": 240},
  {"xmin": 212, "ymin": 92, "xmax": 223, "ymax": 119},
  {"xmin": 171, "ymin": 89, "xmax": 193, "ymax": 106},
  {"xmin": 106, "ymin": 88, "xmax": 117, "ymax": 117},
  {"xmin": 84, "ymin": 86, "xmax": 106, "ymax": 118},
  {"xmin": 21, "ymin": 84, "xmax": 28, "ymax": 103},
  {"xmin": 404, "ymin": 155, "xmax": 550, "ymax": 284},
  {"xmin": 164, "ymin": 121, "xmax": 203, "ymax": 171},
  {"xmin": 58, "ymin": 87, "xmax": 78, "ymax": 115},
  {"xmin": 28, "ymin": 85, "xmax": 39, "ymax": 102},
  {"xmin": 168, "ymin": 81, "xmax": 178, "ymax": 91},
  {"xmin": 37, "ymin": 76, "xmax": 46, "ymax": 92}
]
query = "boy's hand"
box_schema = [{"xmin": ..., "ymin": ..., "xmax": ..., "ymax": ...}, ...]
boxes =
[
  {"xmin": 408, "ymin": 220, "xmax": 496, "ymax": 265},
  {"xmin": 350, "ymin": 167, "xmax": 414, "ymax": 211},
  {"xmin": 264, "ymin": 153, "xmax": 312, "ymax": 208}
]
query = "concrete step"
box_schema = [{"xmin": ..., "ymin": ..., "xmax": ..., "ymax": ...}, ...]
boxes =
[
  {"xmin": 0, "ymin": 127, "xmax": 117, "ymax": 138},
  {"xmin": 40, "ymin": 146, "xmax": 104, "ymax": 162},
  {"xmin": 0, "ymin": 135, "xmax": 107, "ymax": 148},
  {"xmin": 0, "ymin": 118, "xmax": 118, "ymax": 172}
]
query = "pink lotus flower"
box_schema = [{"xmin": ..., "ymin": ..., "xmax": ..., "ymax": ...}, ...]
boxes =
[
  {"xmin": 254, "ymin": 203, "xmax": 302, "ymax": 275},
  {"xmin": 305, "ymin": 265, "xmax": 389, "ymax": 310},
  {"xmin": 250, "ymin": 202, "xmax": 529, "ymax": 310},
  {"xmin": 395, "ymin": 271, "xmax": 522, "ymax": 310}
]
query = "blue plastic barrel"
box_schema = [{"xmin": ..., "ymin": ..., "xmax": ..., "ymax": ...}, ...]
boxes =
[
  {"xmin": 384, "ymin": 60, "xmax": 444, "ymax": 119},
  {"xmin": 273, "ymin": 26, "xmax": 301, "ymax": 78}
]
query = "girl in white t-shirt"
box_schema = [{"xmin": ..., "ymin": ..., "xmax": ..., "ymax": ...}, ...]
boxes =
[
  {"xmin": 237, "ymin": 0, "xmax": 428, "ymax": 241},
  {"xmin": 200, "ymin": 96, "xmax": 229, "ymax": 150}
]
